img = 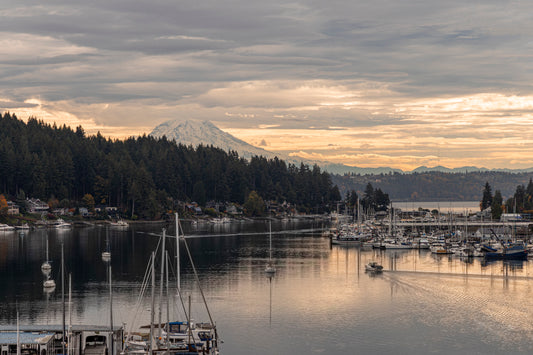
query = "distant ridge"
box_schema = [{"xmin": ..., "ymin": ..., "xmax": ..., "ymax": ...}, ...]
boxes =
[{"xmin": 150, "ymin": 120, "xmax": 533, "ymax": 175}]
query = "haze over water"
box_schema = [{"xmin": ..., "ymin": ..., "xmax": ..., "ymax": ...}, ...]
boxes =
[{"xmin": 2, "ymin": 219, "xmax": 533, "ymax": 354}]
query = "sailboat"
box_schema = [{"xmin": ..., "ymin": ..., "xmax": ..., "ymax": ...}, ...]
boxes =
[
  {"xmin": 41, "ymin": 233, "xmax": 52, "ymax": 274},
  {"xmin": 43, "ymin": 275, "xmax": 56, "ymax": 289},
  {"xmin": 264, "ymin": 221, "xmax": 276, "ymax": 275},
  {"xmin": 42, "ymin": 233, "xmax": 56, "ymax": 289},
  {"xmin": 123, "ymin": 213, "xmax": 219, "ymax": 355},
  {"xmin": 102, "ymin": 228, "xmax": 111, "ymax": 262}
]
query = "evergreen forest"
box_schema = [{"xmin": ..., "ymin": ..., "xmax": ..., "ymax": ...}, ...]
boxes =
[{"xmin": 0, "ymin": 113, "xmax": 341, "ymax": 218}]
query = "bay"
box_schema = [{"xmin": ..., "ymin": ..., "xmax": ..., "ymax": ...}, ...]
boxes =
[
  {"xmin": 2, "ymin": 219, "xmax": 533, "ymax": 354},
  {"xmin": 391, "ymin": 201, "xmax": 481, "ymax": 213}
]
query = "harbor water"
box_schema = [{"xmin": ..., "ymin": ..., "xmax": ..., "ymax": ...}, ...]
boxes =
[{"xmin": 2, "ymin": 219, "xmax": 533, "ymax": 354}]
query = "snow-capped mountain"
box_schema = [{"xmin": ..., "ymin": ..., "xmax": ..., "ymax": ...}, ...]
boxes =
[
  {"xmin": 150, "ymin": 119, "xmax": 287, "ymax": 161},
  {"xmin": 150, "ymin": 120, "xmax": 530, "ymax": 175}
]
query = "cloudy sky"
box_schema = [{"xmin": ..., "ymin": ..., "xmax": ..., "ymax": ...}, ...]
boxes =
[{"xmin": 1, "ymin": 0, "xmax": 533, "ymax": 170}]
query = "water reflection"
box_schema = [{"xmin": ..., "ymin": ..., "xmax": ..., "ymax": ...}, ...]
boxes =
[{"xmin": 2, "ymin": 223, "xmax": 533, "ymax": 354}]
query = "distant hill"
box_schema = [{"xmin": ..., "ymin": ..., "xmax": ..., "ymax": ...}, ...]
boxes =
[{"xmin": 332, "ymin": 171, "xmax": 533, "ymax": 202}]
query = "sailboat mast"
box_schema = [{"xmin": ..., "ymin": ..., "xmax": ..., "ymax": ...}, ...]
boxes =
[
  {"xmin": 62, "ymin": 243, "xmax": 66, "ymax": 355},
  {"xmin": 109, "ymin": 264, "xmax": 114, "ymax": 355},
  {"xmin": 269, "ymin": 221, "xmax": 272, "ymax": 261},
  {"xmin": 150, "ymin": 252, "xmax": 155, "ymax": 353},
  {"xmin": 16, "ymin": 309, "xmax": 20, "ymax": 355},
  {"xmin": 175, "ymin": 213, "xmax": 180, "ymax": 292},
  {"xmin": 68, "ymin": 274, "xmax": 72, "ymax": 355},
  {"xmin": 158, "ymin": 229, "xmax": 166, "ymax": 339},
  {"xmin": 165, "ymin": 250, "xmax": 170, "ymax": 352}
]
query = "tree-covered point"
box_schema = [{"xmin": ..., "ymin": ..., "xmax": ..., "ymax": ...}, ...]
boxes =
[
  {"xmin": 0, "ymin": 113, "xmax": 341, "ymax": 218},
  {"xmin": 481, "ymin": 179, "xmax": 533, "ymax": 220}
]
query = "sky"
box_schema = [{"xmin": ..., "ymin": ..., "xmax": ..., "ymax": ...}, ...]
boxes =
[{"xmin": 1, "ymin": 0, "xmax": 533, "ymax": 171}]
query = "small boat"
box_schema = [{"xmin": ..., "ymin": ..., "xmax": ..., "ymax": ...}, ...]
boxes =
[
  {"xmin": 331, "ymin": 233, "xmax": 367, "ymax": 245},
  {"xmin": 43, "ymin": 276, "xmax": 56, "ymax": 289},
  {"xmin": 484, "ymin": 244, "xmax": 528, "ymax": 259},
  {"xmin": 265, "ymin": 222, "xmax": 276, "ymax": 275},
  {"xmin": 102, "ymin": 229, "xmax": 111, "ymax": 262},
  {"xmin": 15, "ymin": 223, "xmax": 31, "ymax": 230},
  {"xmin": 0, "ymin": 223, "xmax": 15, "ymax": 231},
  {"xmin": 109, "ymin": 219, "xmax": 128, "ymax": 227},
  {"xmin": 365, "ymin": 261, "xmax": 383, "ymax": 273},
  {"xmin": 41, "ymin": 234, "xmax": 52, "ymax": 273},
  {"xmin": 48, "ymin": 218, "xmax": 71, "ymax": 229}
]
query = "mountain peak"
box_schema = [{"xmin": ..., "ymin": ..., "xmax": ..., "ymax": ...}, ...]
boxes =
[{"xmin": 150, "ymin": 119, "xmax": 279, "ymax": 159}]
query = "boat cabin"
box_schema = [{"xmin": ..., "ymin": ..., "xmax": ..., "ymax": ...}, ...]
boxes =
[
  {"xmin": 0, "ymin": 332, "xmax": 55, "ymax": 355},
  {"xmin": 0, "ymin": 326, "xmax": 123, "ymax": 355}
]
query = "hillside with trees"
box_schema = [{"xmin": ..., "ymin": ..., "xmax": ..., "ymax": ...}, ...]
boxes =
[
  {"xmin": 0, "ymin": 113, "xmax": 340, "ymax": 219},
  {"xmin": 481, "ymin": 179, "xmax": 533, "ymax": 220},
  {"xmin": 333, "ymin": 171, "xmax": 533, "ymax": 204}
]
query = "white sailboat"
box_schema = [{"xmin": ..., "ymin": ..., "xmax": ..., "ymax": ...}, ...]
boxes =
[
  {"xmin": 123, "ymin": 213, "xmax": 219, "ymax": 355},
  {"xmin": 41, "ymin": 233, "xmax": 52, "ymax": 273},
  {"xmin": 265, "ymin": 221, "xmax": 276, "ymax": 275},
  {"xmin": 102, "ymin": 228, "xmax": 111, "ymax": 262},
  {"xmin": 43, "ymin": 276, "xmax": 56, "ymax": 289}
]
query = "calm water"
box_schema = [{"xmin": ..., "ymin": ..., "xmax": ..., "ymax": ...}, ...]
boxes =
[
  {"xmin": 2, "ymin": 220, "xmax": 533, "ymax": 354},
  {"xmin": 392, "ymin": 201, "xmax": 480, "ymax": 213}
]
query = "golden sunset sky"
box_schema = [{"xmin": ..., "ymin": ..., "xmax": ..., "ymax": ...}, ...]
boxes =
[{"xmin": 1, "ymin": 1, "xmax": 532, "ymax": 171}]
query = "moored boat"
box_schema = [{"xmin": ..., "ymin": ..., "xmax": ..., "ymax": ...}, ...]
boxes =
[
  {"xmin": 109, "ymin": 219, "xmax": 128, "ymax": 227},
  {"xmin": 483, "ymin": 244, "xmax": 528, "ymax": 259},
  {"xmin": 48, "ymin": 218, "xmax": 72, "ymax": 229},
  {"xmin": 0, "ymin": 223, "xmax": 15, "ymax": 232},
  {"xmin": 123, "ymin": 214, "xmax": 220, "ymax": 355}
]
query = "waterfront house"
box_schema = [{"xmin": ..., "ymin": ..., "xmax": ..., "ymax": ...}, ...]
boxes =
[
  {"xmin": 26, "ymin": 198, "xmax": 49, "ymax": 213},
  {"xmin": 6, "ymin": 201, "xmax": 19, "ymax": 215}
]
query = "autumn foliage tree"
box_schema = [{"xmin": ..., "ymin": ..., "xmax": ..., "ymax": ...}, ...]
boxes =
[
  {"xmin": 0, "ymin": 194, "xmax": 7, "ymax": 215},
  {"xmin": 243, "ymin": 191, "xmax": 265, "ymax": 217}
]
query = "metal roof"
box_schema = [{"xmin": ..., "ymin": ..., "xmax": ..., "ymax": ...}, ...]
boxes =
[{"xmin": 0, "ymin": 332, "xmax": 55, "ymax": 345}]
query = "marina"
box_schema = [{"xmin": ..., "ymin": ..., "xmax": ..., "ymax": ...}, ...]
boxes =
[{"xmin": 3, "ymin": 218, "xmax": 533, "ymax": 354}]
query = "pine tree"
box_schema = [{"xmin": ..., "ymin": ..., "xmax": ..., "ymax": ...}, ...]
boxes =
[{"xmin": 481, "ymin": 182, "xmax": 492, "ymax": 211}]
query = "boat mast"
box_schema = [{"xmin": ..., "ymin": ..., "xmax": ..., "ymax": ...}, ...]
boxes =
[
  {"xmin": 269, "ymin": 221, "xmax": 272, "ymax": 263},
  {"xmin": 150, "ymin": 252, "xmax": 155, "ymax": 353},
  {"xmin": 109, "ymin": 263, "xmax": 114, "ymax": 355},
  {"xmin": 68, "ymin": 274, "xmax": 71, "ymax": 355},
  {"xmin": 62, "ymin": 243, "xmax": 66, "ymax": 355},
  {"xmin": 175, "ymin": 213, "xmax": 180, "ymax": 292},
  {"xmin": 165, "ymin": 250, "xmax": 170, "ymax": 353},
  {"xmin": 158, "ymin": 229, "xmax": 166, "ymax": 340},
  {"xmin": 16, "ymin": 308, "xmax": 20, "ymax": 355}
]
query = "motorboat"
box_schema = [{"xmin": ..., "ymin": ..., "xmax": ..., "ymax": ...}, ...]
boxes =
[
  {"xmin": 0, "ymin": 223, "xmax": 15, "ymax": 231},
  {"xmin": 365, "ymin": 261, "xmax": 384, "ymax": 273},
  {"xmin": 110, "ymin": 219, "xmax": 128, "ymax": 227},
  {"xmin": 15, "ymin": 223, "xmax": 31, "ymax": 230},
  {"xmin": 49, "ymin": 218, "xmax": 71, "ymax": 229}
]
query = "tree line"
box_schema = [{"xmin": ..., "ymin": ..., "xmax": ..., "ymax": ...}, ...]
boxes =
[
  {"xmin": 0, "ymin": 113, "xmax": 341, "ymax": 219},
  {"xmin": 481, "ymin": 179, "xmax": 533, "ymax": 219},
  {"xmin": 333, "ymin": 171, "xmax": 533, "ymax": 202}
]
